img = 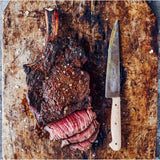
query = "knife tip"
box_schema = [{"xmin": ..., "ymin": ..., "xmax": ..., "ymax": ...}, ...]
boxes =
[{"xmin": 114, "ymin": 20, "xmax": 119, "ymax": 28}]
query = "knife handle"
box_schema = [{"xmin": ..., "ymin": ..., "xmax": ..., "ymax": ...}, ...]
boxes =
[{"xmin": 109, "ymin": 97, "xmax": 121, "ymax": 151}]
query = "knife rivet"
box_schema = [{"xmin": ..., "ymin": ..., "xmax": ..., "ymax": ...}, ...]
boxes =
[
  {"xmin": 115, "ymin": 122, "xmax": 117, "ymax": 125},
  {"xmin": 115, "ymin": 104, "xmax": 117, "ymax": 106},
  {"xmin": 115, "ymin": 143, "xmax": 117, "ymax": 145}
]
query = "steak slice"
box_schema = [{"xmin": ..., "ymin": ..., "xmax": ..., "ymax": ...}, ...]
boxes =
[
  {"xmin": 69, "ymin": 128, "xmax": 99, "ymax": 151},
  {"xmin": 61, "ymin": 119, "xmax": 99, "ymax": 147},
  {"xmin": 44, "ymin": 109, "xmax": 96, "ymax": 141}
]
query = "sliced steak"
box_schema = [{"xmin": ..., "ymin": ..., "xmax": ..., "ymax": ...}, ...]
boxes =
[
  {"xmin": 70, "ymin": 141, "xmax": 92, "ymax": 152},
  {"xmin": 61, "ymin": 120, "xmax": 99, "ymax": 147},
  {"xmin": 44, "ymin": 108, "xmax": 96, "ymax": 141},
  {"xmin": 69, "ymin": 128, "xmax": 99, "ymax": 151}
]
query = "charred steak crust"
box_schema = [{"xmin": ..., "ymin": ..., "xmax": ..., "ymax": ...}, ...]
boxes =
[{"xmin": 43, "ymin": 65, "xmax": 90, "ymax": 108}]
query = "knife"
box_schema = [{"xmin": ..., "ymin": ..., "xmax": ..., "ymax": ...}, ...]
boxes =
[{"xmin": 105, "ymin": 20, "xmax": 121, "ymax": 151}]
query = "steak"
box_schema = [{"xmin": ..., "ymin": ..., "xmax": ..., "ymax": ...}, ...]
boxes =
[
  {"xmin": 44, "ymin": 109, "xmax": 96, "ymax": 141},
  {"xmin": 23, "ymin": 8, "xmax": 99, "ymax": 151},
  {"xmin": 61, "ymin": 119, "xmax": 99, "ymax": 147},
  {"xmin": 69, "ymin": 128, "xmax": 99, "ymax": 152}
]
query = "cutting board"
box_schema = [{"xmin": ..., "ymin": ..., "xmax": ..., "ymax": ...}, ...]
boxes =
[{"xmin": 2, "ymin": 0, "xmax": 159, "ymax": 159}]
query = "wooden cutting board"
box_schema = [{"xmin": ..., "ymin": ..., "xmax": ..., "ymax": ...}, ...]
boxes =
[{"xmin": 2, "ymin": 0, "xmax": 159, "ymax": 159}]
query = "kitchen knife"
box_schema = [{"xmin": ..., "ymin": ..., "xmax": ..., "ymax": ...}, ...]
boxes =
[{"xmin": 105, "ymin": 20, "xmax": 121, "ymax": 151}]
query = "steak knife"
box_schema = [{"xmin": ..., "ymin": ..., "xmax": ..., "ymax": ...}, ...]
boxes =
[{"xmin": 105, "ymin": 20, "xmax": 121, "ymax": 151}]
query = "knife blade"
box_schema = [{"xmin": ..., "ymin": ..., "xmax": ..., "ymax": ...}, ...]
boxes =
[{"xmin": 105, "ymin": 20, "xmax": 121, "ymax": 151}]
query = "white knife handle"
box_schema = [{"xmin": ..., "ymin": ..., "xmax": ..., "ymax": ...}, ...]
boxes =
[{"xmin": 109, "ymin": 97, "xmax": 121, "ymax": 151}]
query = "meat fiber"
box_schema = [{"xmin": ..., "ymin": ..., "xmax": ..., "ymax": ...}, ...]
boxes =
[
  {"xmin": 44, "ymin": 109, "xmax": 96, "ymax": 141},
  {"xmin": 61, "ymin": 120, "xmax": 99, "ymax": 147},
  {"xmin": 69, "ymin": 128, "xmax": 100, "ymax": 152},
  {"xmin": 23, "ymin": 8, "xmax": 99, "ymax": 152}
]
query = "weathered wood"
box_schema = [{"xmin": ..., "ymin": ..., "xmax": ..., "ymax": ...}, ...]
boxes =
[{"xmin": 2, "ymin": 0, "xmax": 158, "ymax": 159}]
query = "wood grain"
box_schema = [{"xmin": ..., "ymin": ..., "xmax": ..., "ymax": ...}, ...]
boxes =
[{"xmin": 2, "ymin": 0, "xmax": 159, "ymax": 159}]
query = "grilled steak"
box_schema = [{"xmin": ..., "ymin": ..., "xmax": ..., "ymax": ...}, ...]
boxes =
[{"xmin": 23, "ymin": 8, "xmax": 99, "ymax": 151}]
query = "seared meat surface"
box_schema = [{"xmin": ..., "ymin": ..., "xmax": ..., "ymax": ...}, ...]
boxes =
[
  {"xmin": 24, "ymin": 8, "xmax": 99, "ymax": 152},
  {"xmin": 43, "ymin": 65, "xmax": 90, "ymax": 109}
]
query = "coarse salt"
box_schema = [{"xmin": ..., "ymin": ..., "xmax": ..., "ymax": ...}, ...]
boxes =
[
  {"xmin": 92, "ymin": 153, "xmax": 96, "ymax": 157},
  {"xmin": 15, "ymin": 85, "xmax": 19, "ymax": 88},
  {"xmin": 149, "ymin": 49, "xmax": 153, "ymax": 54},
  {"xmin": 69, "ymin": 84, "xmax": 72, "ymax": 87},
  {"xmin": 25, "ymin": 11, "xmax": 29, "ymax": 16}
]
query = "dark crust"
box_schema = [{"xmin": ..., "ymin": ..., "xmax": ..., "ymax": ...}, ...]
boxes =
[
  {"xmin": 43, "ymin": 65, "xmax": 90, "ymax": 108},
  {"xmin": 24, "ymin": 36, "xmax": 87, "ymax": 75}
]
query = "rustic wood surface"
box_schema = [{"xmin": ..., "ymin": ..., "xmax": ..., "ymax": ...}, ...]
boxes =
[{"xmin": 2, "ymin": 0, "xmax": 159, "ymax": 159}]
